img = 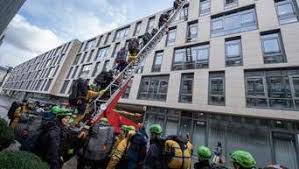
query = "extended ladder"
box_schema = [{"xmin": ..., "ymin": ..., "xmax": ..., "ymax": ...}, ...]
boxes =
[{"xmin": 88, "ymin": 0, "xmax": 188, "ymax": 125}]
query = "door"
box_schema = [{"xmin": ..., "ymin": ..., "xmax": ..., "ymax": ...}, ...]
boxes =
[{"xmin": 273, "ymin": 132, "xmax": 298, "ymax": 169}]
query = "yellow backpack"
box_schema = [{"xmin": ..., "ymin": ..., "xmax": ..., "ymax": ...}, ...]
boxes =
[{"xmin": 164, "ymin": 136, "xmax": 192, "ymax": 169}]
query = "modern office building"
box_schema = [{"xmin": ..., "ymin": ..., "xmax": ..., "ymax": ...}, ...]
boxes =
[
  {"xmin": 3, "ymin": 0, "xmax": 299, "ymax": 168},
  {"xmin": 0, "ymin": 0, "xmax": 26, "ymax": 43},
  {"xmin": 2, "ymin": 40, "xmax": 81, "ymax": 100}
]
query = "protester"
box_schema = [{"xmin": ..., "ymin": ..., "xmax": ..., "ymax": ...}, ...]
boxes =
[
  {"xmin": 10, "ymin": 99, "xmax": 29, "ymax": 129},
  {"xmin": 213, "ymin": 142, "xmax": 224, "ymax": 165},
  {"xmin": 77, "ymin": 117, "xmax": 114, "ymax": 169},
  {"xmin": 230, "ymin": 150, "xmax": 256, "ymax": 169},
  {"xmin": 194, "ymin": 146, "xmax": 213, "ymax": 169}
]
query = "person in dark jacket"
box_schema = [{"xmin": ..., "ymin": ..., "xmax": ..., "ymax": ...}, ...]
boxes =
[
  {"xmin": 35, "ymin": 106, "xmax": 73, "ymax": 169},
  {"xmin": 143, "ymin": 124, "xmax": 166, "ymax": 169},
  {"xmin": 115, "ymin": 47, "xmax": 128, "ymax": 73},
  {"xmin": 194, "ymin": 146, "xmax": 213, "ymax": 169},
  {"xmin": 173, "ymin": 0, "xmax": 182, "ymax": 9},
  {"xmin": 158, "ymin": 13, "xmax": 169, "ymax": 28}
]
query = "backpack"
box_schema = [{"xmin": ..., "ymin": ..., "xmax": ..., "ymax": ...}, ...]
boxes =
[
  {"xmin": 164, "ymin": 135, "xmax": 192, "ymax": 169},
  {"xmin": 115, "ymin": 48, "xmax": 127, "ymax": 63},
  {"xmin": 151, "ymin": 28, "xmax": 158, "ymax": 37},
  {"xmin": 82, "ymin": 123, "xmax": 114, "ymax": 161},
  {"xmin": 126, "ymin": 132, "xmax": 148, "ymax": 167},
  {"xmin": 128, "ymin": 38, "xmax": 139, "ymax": 52},
  {"xmin": 142, "ymin": 32, "xmax": 152, "ymax": 44},
  {"xmin": 15, "ymin": 112, "xmax": 43, "ymax": 152},
  {"xmin": 7, "ymin": 101, "xmax": 20, "ymax": 119},
  {"xmin": 69, "ymin": 79, "xmax": 88, "ymax": 104}
]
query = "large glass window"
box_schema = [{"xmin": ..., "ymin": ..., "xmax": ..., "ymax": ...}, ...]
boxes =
[
  {"xmin": 187, "ymin": 22, "xmax": 198, "ymax": 42},
  {"xmin": 112, "ymin": 43, "xmax": 120, "ymax": 58},
  {"xmin": 134, "ymin": 21, "xmax": 142, "ymax": 36},
  {"xmin": 261, "ymin": 31, "xmax": 286, "ymax": 64},
  {"xmin": 173, "ymin": 44, "xmax": 209, "ymax": 70},
  {"xmin": 200, "ymin": 0, "xmax": 210, "ymax": 15},
  {"xmin": 166, "ymin": 28, "xmax": 177, "ymax": 46},
  {"xmin": 138, "ymin": 75, "xmax": 169, "ymax": 101},
  {"xmin": 245, "ymin": 69, "xmax": 299, "ymax": 110},
  {"xmin": 102, "ymin": 60, "xmax": 110, "ymax": 72},
  {"xmin": 71, "ymin": 66, "xmax": 79, "ymax": 79},
  {"xmin": 95, "ymin": 47, "xmax": 110, "ymax": 61},
  {"xmin": 275, "ymin": 0, "xmax": 299, "ymax": 24},
  {"xmin": 114, "ymin": 27, "xmax": 130, "ymax": 42},
  {"xmin": 87, "ymin": 50, "xmax": 94, "ymax": 63},
  {"xmin": 146, "ymin": 17, "xmax": 155, "ymax": 32},
  {"xmin": 92, "ymin": 62, "xmax": 101, "ymax": 77},
  {"xmin": 225, "ymin": 37, "xmax": 242, "ymax": 66},
  {"xmin": 211, "ymin": 8, "xmax": 257, "ymax": 37},
  {"xmin": 80, "ymin": 64, "xmax": 92, "ymax": 77},
  {"xmin": 85, "ymin": 39, "xmax": 96, "ymax": 50},
  {"xmin": 152, "ymin": 51, "xmax": 163, "ymax": 72},
  {"xmin": 175, "ymin": 5, "xmax": 189, "ymax": 21},
  {"xmin": 60, "ymin": 80, "xmax": 70, "ymax": 94},
  {"xmin": 43, "ymin": 79, "xmax": 52, "ymax": 91},
  {"xmin": 209, "ymin": 72, "xmax": 225, "ymax": 106},
  {"xmin": 179, "ymin": 73, "xmax": 194, "ymax": 103},
  {"xmin": 104, "ymin": 32, "xmax": 111, "ymax": 45},
  {"xmin": 73, "ymin": 54, "xmax": 81, "ymax": 65}
]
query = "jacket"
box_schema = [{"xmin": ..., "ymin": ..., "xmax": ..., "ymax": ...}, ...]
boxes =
[
  {"xmin": 10, "ymin": 105, "xmax": 29, "ymax": 129},
  {"xmin": 143, "ymin": 138, "xmax": 165, "ymax": 169},
  {"xmin": 194, "ymin": 160, "xmax": 212, "ymax": 169},
  {"xmin": 106, "ymin": 131, "xmax": 136, "ymax": 169}
]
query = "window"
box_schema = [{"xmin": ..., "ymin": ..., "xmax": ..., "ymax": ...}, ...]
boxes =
[
  {"xmin": 44, "ymin": 79, "xmax": 53, "ymax": 91},
  {"xmin": 66, "ymin": 67, "xmax": 73, "ymax": 79},
  {"xmin": 138, "ymin": 75, "xmax": 169, "ymax": 101},
  {"xmin": 73, "ymin": 54, "xmax": 81, "ymax": 65},
  {"xmin": 71, "ymin": 66, "xmax": 79, "ymax": 79},
  {"xmin": 102, "ymin": 60, "xmax": 110, "ymax": 72},
  {"xmin": 245, "ymin": 69, "xmax": 299, "ymax": 110},
  {"xmin": 175, "ymin": 5, "xmax": 189, "ymax": 21},
  {"xmin": 225, "ymin": 37, "xmax": 242, "ymax": 66},
  {"xmin": 80, "ymin": 64, "xmax": 92, "ymax": 77},
  {"xmin": 80, "ymin": 52, "xmax": 88, "ymax": 64},
  {"xmin": 114, "ymin": 27, "xmax": 130, "ymax": 42},
  {"xmin": 225, "ymin": 0, "xmax": 238, "ymax": 8},
  {"xmin": 95, "ymin": 47, "xmax": 110, "ymax": 60},
  {"xmin": 172, "ymin": 44, "xmax": 209, "ymax": 70},
  {"xmin": 146, "ymin": 17, "xmax": 156, "ymax": 32},
  {"xmin": 166, "ymin": 27, "xmax": 176, "ymax": 46},
  {"xmin": 134, "ymin": 21, "xmax": 142, "ymax": 36},
  {"xmin": 179, "ymin": 74, "xmax": 194, "ymax": 103},
  {"xmin": 187, "ymin": 22, "xmax": 198, "ymax": 42},
  {"xmin": 211, "ymin": 7, "xmax": 257, "ymax": 37},
  {"xmin": 275, "ymin": 0, "xmax": 298, "ymax": 24},
  {"xmin": 85, "ymin": 39, "xmax": 96, "ymax": 50},
  {"xmin": 47, "ymin": 67, "xmax": 55, "ymax": 78},
  {"xmin": 60, "ymin": 80, "xmax": 70, "ymax": 94},
  {"xmin": 209, "ymin": 72, "xmax": 225, "ymax": 106},
  {"xmin": 104, "ymin": 33, "xmax": 111, "ymax": 45},
  {"xmin": 261, "ymin": 31, "xmax": 286, "ymax": 64},
  {"xmin": 112, "ymin": 43, "xmax": 120, "ymax": 58},
  {"xmin": 87, "ymin": 50, "xmax": 94, "ymax": 63},
  {"xmin": 152, "ymin": 51, "xmax": 163, "ymax": 72},
  {"xmin": 92, "ymin": 62, "xmax": 101, "ymax": 77},
  {"xmin": 97, "ymin": 36, "xmax": 103, "ymax": 47},
  {"xmin": 200, "ymin": 0, "xmax": 210, "ymax": 15}
]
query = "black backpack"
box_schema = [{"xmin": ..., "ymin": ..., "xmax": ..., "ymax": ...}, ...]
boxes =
[
  {"xmin": 115, "ymin": 48, "xmax": 127, "ymax": 63},
  {"xmin": 128, "ymin": 38, "xmax": 139, "ymax": 52},
  {"xmin": 7, "ymin": 101, "xmax": 20, "ymax": 119},
  {"xmin": 69, "ymin": 79, "xmax": 88, "ymax": 104},
  {"xmin": 82, "ymin": 123, "xmax": 115, "ymax": 161},
  {"xmin": 126, "ymin": 131, "xmax": 148, "ymax": 163}
]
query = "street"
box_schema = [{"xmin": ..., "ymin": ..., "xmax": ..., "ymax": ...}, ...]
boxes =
[{"xmin": 0, "ymin": 95, "xmax": 14, "ymax": 121}]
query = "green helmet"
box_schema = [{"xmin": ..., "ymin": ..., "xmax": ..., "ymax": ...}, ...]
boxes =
[
  {"xmin": 127, "ymin": 126, "xmax": 136, "ymax": 132},
  {"xmin": 197, "ymin": 146, "xmax": 212, "ymax": 160},
  {"xmin": 100, "ymin": 117, "xmax": 109, "ymax": 124},
  {"xmin": 121, "ymin": 125, "xmax": 128, "ymax": 131},
  {"xmin": 51, "ymin": 106, "xmax": 72, "ymax": 117},
  {"xmin": 149, "ymin": 124, "xmax": 162, "ymax": 135},
  {"xmin": 231, "ymin": 150, "xmax": 256, "ymax": 168}
]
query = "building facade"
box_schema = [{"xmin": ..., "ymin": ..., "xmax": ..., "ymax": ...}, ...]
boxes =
[
  {"xmin": 3, "ymin": 0, "xmax": 299, "ymax": 168},
  {"xmin": 0, "ymin": 0, "xmax": 26, "ymax": 41}
]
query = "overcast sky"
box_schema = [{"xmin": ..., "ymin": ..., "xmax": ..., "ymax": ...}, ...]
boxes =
[{"xmin": 0, "ymin": 0, "xmax": 173, "ymax": 67}]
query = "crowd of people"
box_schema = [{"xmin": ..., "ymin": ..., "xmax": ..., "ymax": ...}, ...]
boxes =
[
  {"xmin": 3, "ymin": 101, "xmax": 289, "ymax": 169},
  {"xmin": 0, "ymin": 1, "xmax": 290, "ymax": 169}
]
